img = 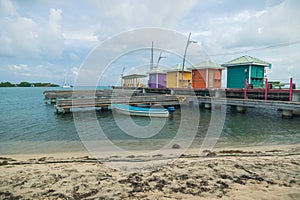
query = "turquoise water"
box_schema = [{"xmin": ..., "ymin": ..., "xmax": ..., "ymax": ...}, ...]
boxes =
[{"xmin": 0, "ymin": 87, "xmax": 299, "ymax": 154}]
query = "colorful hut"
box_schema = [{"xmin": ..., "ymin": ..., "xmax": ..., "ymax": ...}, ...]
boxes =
[
  {"xmin": 122, "ymin": 74, "xmax": 147, "ymax": 87},
  {"xmin": 191, "ymin": 61, "xmax": 223, "ymax": 89},
  {"xmin": 148, "ymin": 67, "xmax": 167, "ymax": 88},
  {"xmin": 166, "ymin": 64, "xmax": 192, "ymax": 88},
  {"xmin": 222, "ymin": 55, "xmax": 271, "ymax": 88}
]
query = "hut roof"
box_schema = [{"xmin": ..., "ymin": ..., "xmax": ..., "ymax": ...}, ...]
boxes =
[
  {"xmin": 222, "ymin": 55, "xmax": 271, "ymax": 68},
  {"xmin": 122, "ymin": 74, "xmax": 147, "ymax": 79},
  {"xmin": 147, "ymin": 67, "xmax": 166, "ymax": 74},
  {"xmin": 166, "ymin": 64, "xmax": 191, "ymax": 72},
  {"xmin": 192, "ymin": 60, "xmax": 223, "ymax": 69}
]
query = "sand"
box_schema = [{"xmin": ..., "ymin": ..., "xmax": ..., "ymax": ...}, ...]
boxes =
[{"xmin": 1, "ymin": 144, "xmax": 300, "ymax": 199}]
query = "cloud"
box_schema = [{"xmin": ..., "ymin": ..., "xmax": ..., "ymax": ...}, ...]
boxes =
[
  {"xmin": 0, "ymin": 2, "xmax": 65, "ymax": 59},
  {"xmin": 89, "ymin": 0, "xmax": 197, "ymax": 41},
  {"xmin": 9, "ymin": 64, "xmax": 29, "ymax": 71},
  {"xmin": 0, "ymin": 16, "xmax": 40, "ymax": 57},
  {"xmin": 0, "ymin": 0, "xmax": 17, "ymax": 17},
  {"xmin": 72, "ymin": 67, "xmax": 79, "ymax": 77},
  {"xmin": 39, "ymin": 8, "xmax": 65, "ymax": 58},
  {"xmin": 222, "ymin": 0, "xmax": 300, "ymax": 48},
  {"xmin": 49, "ymin": 8, "xmax": 62, "ymax": 31},
  {"xmin": 0, "ymin": 62, "xmax": 74, "ymax": 84},
  {"xmin": 69, "ymin": 52, "xmax": 81, "ymax": 61}
]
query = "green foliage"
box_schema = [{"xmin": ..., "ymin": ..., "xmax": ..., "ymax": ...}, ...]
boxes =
[
  {"xmin": 0, "ymin": 81, "xmax": 59, "ymax": 87},
  {"xmin": 18, "ymin": 81, "xmax": 31, "ymax": 87},
  {"xmin": 0, "ymin": 81, "xmax": 14, "ymax": 87}
]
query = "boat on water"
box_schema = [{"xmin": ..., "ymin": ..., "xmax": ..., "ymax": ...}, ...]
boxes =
[
  {"xmin": 61, "ymin": 83, "xmax": 73, "ymax": 88},
  {"xmin": 61, "ymin": 78, "xmax": 73, "ymax": 88},
  {"xmin": 112, "ymin": 104, "xmax": 170, "ymax": 118}
]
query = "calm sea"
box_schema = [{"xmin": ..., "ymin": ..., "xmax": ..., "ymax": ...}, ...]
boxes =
[{"xmin": 0, "ymin": 87, "xmax": 299, "ymax": 154}]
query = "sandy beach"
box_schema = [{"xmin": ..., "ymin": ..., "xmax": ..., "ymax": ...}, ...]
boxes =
[{"xmin": 1, "ymin": 144, "xmax": 300, "ymax": 200}]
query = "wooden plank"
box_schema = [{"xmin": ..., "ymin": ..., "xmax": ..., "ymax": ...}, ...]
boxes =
[{"xmin": 54, "ymin": 95, "xmax": 182, "ymax": 112}]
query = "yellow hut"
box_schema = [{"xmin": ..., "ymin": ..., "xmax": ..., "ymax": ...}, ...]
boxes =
[{"xmin": 166, "ymin": 64, "xmax": 192, "ymax": 88}]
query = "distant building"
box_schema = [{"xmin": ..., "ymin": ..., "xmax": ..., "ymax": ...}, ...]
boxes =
[
  {"xmin": 122, "ymin": 74, "xmax": 147, "ymax": 87},
  {"xmin": 222, "ymin": 55, "xmax": 271, "ymax": 88},
  {"xmin": 191, "ymin": 61, "xmax": 223, "ymax": 89},
  {"xmin": 166, "ymin": 64, "xmax": 192, "ymax": 88},
  {"xmin": 148, "ymin": 67, "xmax": 167, "ymax": 89}
]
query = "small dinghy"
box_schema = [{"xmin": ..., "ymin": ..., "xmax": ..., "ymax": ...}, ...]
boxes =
[{"xmin": 112, "ymin": 104, "xmax": 170, "ymax": 118}]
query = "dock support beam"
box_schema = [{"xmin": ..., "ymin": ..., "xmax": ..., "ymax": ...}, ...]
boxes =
[
  {"xmin": 244, "ymin": 79, "xmax": 248, "ymax": 99},
  {"xmin": 289, "ymin": 77, "xmax": 293, "ymax": 102},
  {"xmin": 292, "ymin": 93, "xmax": 300, "ymax": 115},
  {"xmin": 214, "ymin": 90, "xmax": 221, "ymax": 98},
  {"xmin": 50, "ymin": 98, "xmax": 56, "ymax": 104},
  {"xmin": 236, "ymin": 106, "xmax": 247, "ymax": 113},
  {"xmin": 204, "ymin": 103, "xmax": 211, "ymax": 109},
  {"xmin": 101, "ymin": 106, "xmax": 109, "ymax": 111},
  {"xmin": 282, "ymin": 110, "xmax": 293, "ymax": 119},
  {"xmin": 62, "ymin": 108, "xmax": 71, "ymax": 114},
  {"xmin": 265, "ymin": 78, "xmax": 268, "ymax": 100}
]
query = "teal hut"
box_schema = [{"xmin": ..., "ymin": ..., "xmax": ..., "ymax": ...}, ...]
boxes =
[{"xmin": 222, "ymin": 55, "xmax": 271, "ymax": 88}]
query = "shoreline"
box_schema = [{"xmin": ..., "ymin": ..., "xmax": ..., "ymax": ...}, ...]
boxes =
[
  {"xmin": 1, "ymin": 144, "xmax": 300, "ymax": 199},
  {"xmin": 1, "ymin": 143, "xmax": 300, "ymax": 158}
]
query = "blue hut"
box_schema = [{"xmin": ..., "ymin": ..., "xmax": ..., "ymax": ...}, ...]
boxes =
[{"xmin": 222, "ymin": 55, "xmax": 271, "ymax": 88}]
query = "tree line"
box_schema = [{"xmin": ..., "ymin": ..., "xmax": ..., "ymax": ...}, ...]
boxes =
[{"xmin": 0, "ymin": 81, "xmax": 59, "ymax": 87}]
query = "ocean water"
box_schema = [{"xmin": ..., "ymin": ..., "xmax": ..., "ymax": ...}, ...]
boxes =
[{"xmin": 0, "ymin": 87, "xmax": 299, "ymax": 154}]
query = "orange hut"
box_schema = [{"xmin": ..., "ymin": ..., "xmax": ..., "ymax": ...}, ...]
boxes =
[{"xmin": 191, "ymin": 61, "xmax": 223, "ymax": 88}]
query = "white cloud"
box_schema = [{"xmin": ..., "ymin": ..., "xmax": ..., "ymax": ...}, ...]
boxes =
[
  {"xmin": 0, "ymin": 16, "xmax": 40, "ymax": 57},
  {"xmin": 0, "ymin": 0, "xmax": 17, "ymax": 17},
  {"xmin": 38, "ymin": 8, "xmax": 65, "ymax": 58},
  {"xmin": 72, "ymin": 67, "xmax": 79, "ymax": 77},
  {"xmin": 212, "ymin": 10, "xmax": 266, "ymax": 24},
  {"xmin": 0, "ymin": 2, "xmax": 65, "ymax": 59},
  {"xmin": 69, "ymin": 52, "xmax": 81, "ymax": 61},
  {"xmin": 1, "ymin": 62, "xmax": 75, "ymax": 84},
  {"xmin": 88, "ymin": 0, "xmax": 197, "ymax": 41},
  {"xmin": 63, "ymin": 31, "xmax": 98, "ymax": 48},
  {"xmin": 9, "ymin": 64, "xmax": 29, "ymax": 71},
  {"xmin": 222, "ymin": 0, "xmax": 300, "ymax": 48},
  {"xmin": 49, "ymin": 8, "xmax": 62, "ymax": 31}
]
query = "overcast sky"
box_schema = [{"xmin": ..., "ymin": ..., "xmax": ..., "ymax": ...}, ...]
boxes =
[{"xmin": 0, "ymin": 0, "xmax": 299, "ymax": 86}]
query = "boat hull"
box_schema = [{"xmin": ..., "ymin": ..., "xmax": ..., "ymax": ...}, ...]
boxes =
[{"xmin": 112, "ymin": 104, "xmax": 169, "ymax": 118}]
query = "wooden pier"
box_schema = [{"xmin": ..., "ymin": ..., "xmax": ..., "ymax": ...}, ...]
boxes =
[
  {"xmin": 53, "ymin": 94, "xmax": 184, "ymax": 114},
  {"xmin": 43, "ymin": 90, "xmax": 114, "ymax": 104},
  {"xmin": 44, "ymin": 88, "xmax": 300, "ymax": 118},
  {"xmin": 193, "ymin": 96, "xmax": 300, "ymax": 118}
]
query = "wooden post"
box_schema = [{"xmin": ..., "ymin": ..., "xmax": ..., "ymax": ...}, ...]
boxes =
[
  {"xmin": 282, "ymin": 110, "xmax": 293, "ymax": 119},
  {"xmin": 289, "ymin": 77, "xmax": 293, "ymax": 102},
  {"xmin": 244, "ymin": 78, "xmax": 248, "ymax": 99},
  {"xmin": 265, "ymin": 78, "xmax": 268, "ymax": 100}
]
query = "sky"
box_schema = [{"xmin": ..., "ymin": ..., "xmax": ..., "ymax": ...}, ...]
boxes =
[{"xmin": 0, "ymin": 0, "xmax": 300, "ymax": 87}]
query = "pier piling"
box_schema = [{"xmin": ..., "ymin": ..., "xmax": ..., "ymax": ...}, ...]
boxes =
[
  {"xmin": 236, "ymin": 106, "xmax": 247, "ymax": 113},
  {"xmin": 282, "ymin": 110, "xmax": 293, "ymax": 119},
  {"xmin": 101, "ymin": 106, "xmax": 109, "ymax": 111},
  {"xmin": 204, "ymin": 103, "xmax": 211, "ymax": 109},
  {"xmin": 62, "ymin": 108, "xmax": 71, "ymax": 114}
]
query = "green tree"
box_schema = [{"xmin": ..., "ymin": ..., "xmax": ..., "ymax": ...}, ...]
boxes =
[
  {"xmin": 18, "ymin": 82, "xmax": 31, "ymax": 87},
  {"xmin": 0, "ymin": 81, "xmax": 14, "ymax": 87}
]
